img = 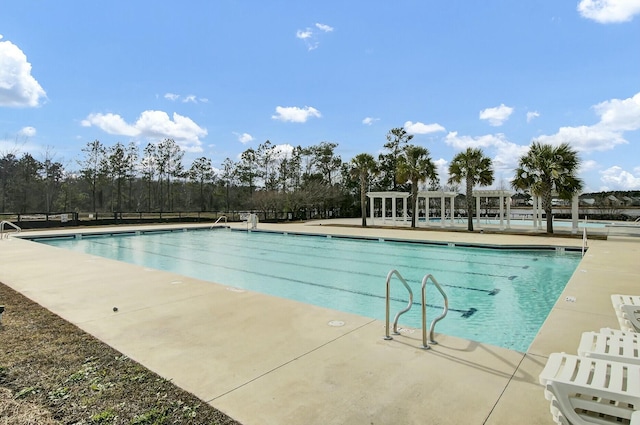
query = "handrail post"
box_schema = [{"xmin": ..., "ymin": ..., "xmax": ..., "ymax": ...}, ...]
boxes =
[
  {"xmin": 421, "ymin": 274, "xmax": 449, "ymax": 347},
  {"xmin": 384, "ymin": 269, "xmax": 413, "ymax": 340},
  {"xmin": 0, "ymin": 220, "xmax": 21, "ymax": 239},
  {"xmin": 421, "ymin": 280, "xmax": 430, "ymax": 350}
]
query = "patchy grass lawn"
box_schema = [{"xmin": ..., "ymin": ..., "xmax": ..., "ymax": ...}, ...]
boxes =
[{"xmin": 0, "ymin": 283, "xmax": 241, "ymax": 425}]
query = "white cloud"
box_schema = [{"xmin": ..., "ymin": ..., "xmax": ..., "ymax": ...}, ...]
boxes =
[
  {"xmin": 297, "ymin": 22, "xmax": 333, "ymax": 50},
  {"xmin": 362, "ymin": 117, "xmax": 379, "ymax": 125},
  {"xmin": 445, "ymin": 131, "xmax": 528, "ymax": 172},
  {"xmin": 271, "ymin": 106, "xmax": 321, "ymax": 123},
  {"xmin": 315, "ymin": 23, "xmax": 334, "ymax": 32},
  {"xmin": 479, "ymin": 104, "xmax": 514, "ymax": 126},
  {"xmin": 296, "ymin": 29, "xmax": 313, "ymax": 40},
  {"xmin": 526, "ymin": 111, "xmax": 540, "ymax": 123},
  {"xmin": 81, "ymin": 112, "xmax": 138, "ymax": 136},
  {"xmin": 81, "ymin": 110, "xmax": 207, "ymax": 152},
  {"xmin": 580, "ymin": 159, "xmax": 599, "ymax": 173},
  {"xmin": 434, "ymin": 158, "xmax": 449, "ymax": 188},
  {"xmin": 537, "ymin": 125, "xmax": 626, "ymax": 151},
  {"xmin": 235, "ymin": 132, "xmax": 254, "ymax": 144},
  {"xmin": 18, "ymin": 126, "xmax": 36, "ymax": 137},
  {"xmin": 578, "ymin": 0, "xmax": 640, "ymax": 23},
  {"xmin": 404, "ymin": 121, "xmax": 446, "ymax": 135},
  {"xmin": 600, "ymin": 165, "xmax": 640, "ymax": 189},
  {"xmin": 273, "ymin": 143, "xmax": 295, "ymax": 159},
  {"xmin": 536, "ymin": 92, "xmax": 640, "ymax": 153},
  {"xmin": 0, "ymin": 37, "xmax": 47, "ymax": 107},
  {"xmin": 164, "ymin": 92, "xmax": 208, "ymax": 104},
  {"xmin": 593, "ymin": 92, "xmax": 640, "ymax": 130}
]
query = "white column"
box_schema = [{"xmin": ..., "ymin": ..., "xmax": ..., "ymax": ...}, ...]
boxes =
[
  {"xmin": 440, "ymin": 194, "xmax": 445, "ymax": 227},
  {"xmin": 369, "ymin": 195, "xmax": 375, "ymax": 226},
  {"xmin": 535, "ymin": 196, "xmax": 542, "ymax": 230},
  {"xmin": 571, "ymin": 193, "xmax": 579, "ymax": 234},
  {"xmin": 424, "ymin": 195, "xmax": 431, "ymax": 226},
  {"xmin": 506, "ymin": 196, "xmax": 512, "ymax": 229},
  {"xmin": 499, "ymin": 195, "xmax": 505, "ymax": 230},
  {"xmin": 382, "ymin": 197, "xmax": 387, "ymax": 224},
  {"xmin": 403, "ymin": 196, "xmax": 408, "ymax": 225},
  {"xmin": 391, "ymin": 196, "xmax": 397, "ymax": 225},
  {"xmin": 450, "ymin": 195, "xmax": 456, "ymax": 226},
  {"xmin": 475, "ymin": 195, "xmax": 481, "ymax": 228}
]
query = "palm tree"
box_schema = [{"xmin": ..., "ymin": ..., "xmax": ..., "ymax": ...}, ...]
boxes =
[
  {"xmin": 397, "ymin": 145, "xmax": 438, "ymax": 228},
  {"xmin": 511, "ymin": 141, "xmax": 582, "ymax": 234},
  {"xmin": 447, "ymin": 147, "xmax": 494, "ymax": 231},
  {"xmin": 350, "ymin": 153, "xmax": 378, "ymax": 227}
]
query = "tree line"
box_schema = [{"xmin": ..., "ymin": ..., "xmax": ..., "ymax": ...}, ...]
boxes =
[{"xmin": 0, "ymin": 127, "xmax": 583, "ymax": 233}]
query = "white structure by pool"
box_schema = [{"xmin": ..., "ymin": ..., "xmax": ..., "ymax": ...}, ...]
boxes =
[{"xmin": 367, "ymin": 190, "xmax": 583, "ymax": 233}]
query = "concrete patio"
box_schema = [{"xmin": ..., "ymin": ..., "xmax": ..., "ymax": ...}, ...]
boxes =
[{"xmin": 0, "ymin": 220, "xmax": 638, "ymax": 424}]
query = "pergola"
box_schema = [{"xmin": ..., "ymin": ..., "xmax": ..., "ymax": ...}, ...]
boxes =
[
  {"xmin": 366, "ymin": 192, "xmax": 411, "ymax": 226},
  {"xmin": 472, "ymin": 189, "xmax": 513, "ymax": 230},
  {"xmin": 528, "ymin": 192, "xmax": 581, "ymax": 233},
  {"xmin": 415, "ymin": 191, "xmax": 459, "ymax": 228}
]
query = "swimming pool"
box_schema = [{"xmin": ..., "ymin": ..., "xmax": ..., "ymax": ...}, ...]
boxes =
[{"xmin": 35, "ymin": 228, "xmax": 582, "ymax": 352}]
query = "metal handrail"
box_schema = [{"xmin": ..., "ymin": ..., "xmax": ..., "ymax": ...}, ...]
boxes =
[
  {"xmin": 210, "ymin": 216, "xmax": 227, "ymax": 228},
  {"xmin": 0, "ymin": 220, "xmax": 21, "ymax": 239},
  {"xmin": 384, "ymin": 269, "xmax": 414, "ymax": 340},
  {"xmin": 421, "ymin": 274, "xmax": 449, "ymax": 349},
  {"xmin": 581, "ymin": 227, "xmax": 587, "ymax": 257}
]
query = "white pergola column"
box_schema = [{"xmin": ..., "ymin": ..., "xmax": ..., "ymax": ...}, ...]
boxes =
[
  {"xmin": 449, "ymin": 194, "xmax": 456, "ymax": 226},
  {"xmin": 369, "ymin": 195, "xmax": 375, "ymax": 226},
  {"xmin": 402, "ymin": 197, "xmax": 410, "ymax": 225},
  {"xmin": 440, "ymin": 194, "xmax": 445, "ymax": 227},
  {"xmin": 391, "ymin": 197, "xmax": 397, "ymax": 225},
  {"xmin": 572, "ymin": 193, "xmax": 579, "ymax": 234},
  {"xmin": 499, "ymin": 194, "xmax": 505, "ymax": 230},
  {"xmin": 475, "ymin": 196, "xmax": 481, "ymax": 228},
  {"xmin": 382, "ymin": 197, "xmax": 387, "ymax": 224},
  {"xmin": 506, "ymin": 196, "xmax": 512, "ymax": 229},
  {"xmin": 534, "ymin": 196, "xmax": 542, "ymax": 230}
]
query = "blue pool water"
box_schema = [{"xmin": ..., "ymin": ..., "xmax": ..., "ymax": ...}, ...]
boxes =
[{"xmin": 36, "ymin": 229, "xmax": 582, "ymax": 352}]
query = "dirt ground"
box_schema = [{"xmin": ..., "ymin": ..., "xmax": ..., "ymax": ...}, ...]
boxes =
[{"xmin": 0, "ymin": 283, "xmax": 241, "ymax": 425}]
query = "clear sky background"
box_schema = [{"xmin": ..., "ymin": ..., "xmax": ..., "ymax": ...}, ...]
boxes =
[{"xmin": 1, "ymin": 0, "xmax": 639, "ymax": 192}]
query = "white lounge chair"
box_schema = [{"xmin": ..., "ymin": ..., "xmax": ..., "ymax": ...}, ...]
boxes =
[
  {"xmin": 578, "ymin": 331, "xmax": 640, "ymax": 365},
  {"xmin": 611, "ymin": 295, "xmax": 640, "ymax": 332},
  {"xmin": 599, "ymin": 327, "xmax": 636, "ymax": 337},
  {"xmin": 539, "ymin": 352, "xmax": 640, "ymax": 425}
]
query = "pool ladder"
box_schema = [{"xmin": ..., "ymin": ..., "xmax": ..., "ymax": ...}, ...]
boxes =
[
  {"xmin": 384, "ymin": 269, "xmax": 449, "ymax": 350},
  {"xmin": 0, "ymin": 220, "xmax": 21, "ymax": 239}
]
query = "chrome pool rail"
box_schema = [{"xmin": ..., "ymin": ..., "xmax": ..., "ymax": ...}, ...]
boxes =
[
  {"xmin": 0, "ymin": 220, "xmax": 21, "ymax": 239},
  {"xmin": 210, "ymin": 216, "xmax": 228, "ymax": 228},
  {"xmin": 421, "ymin": 273, "xmax": 449, "ymax": 348},
  {"xmin": 384, "ymin": 269, "xmax": 449, "ymax": 350},
  {"xmin": 384, "ymin": 269, "xmax": 414, "ymax": 340}
]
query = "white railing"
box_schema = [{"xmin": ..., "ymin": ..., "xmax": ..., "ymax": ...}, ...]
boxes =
[
  {"xmin": 210, "ymin": 216, "xmax": 227, "ymax": 228},
  {"xmin": 0, "ymin": 220, "xmax": 21, "ymax": 238},
  {"xmin": 384, "ymin": 269, "xmax": 448, "ymax": 350},
  {"xmin": 421, "ymin": 274, "xmax": 449, "ymax": 348},
  {"xmin": 384, "ymin": 269, "xmax": 414, "ymax": 340}
]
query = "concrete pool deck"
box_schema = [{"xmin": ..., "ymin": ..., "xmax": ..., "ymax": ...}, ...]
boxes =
[{"xmin": 0, "ymin": 220, "xmax": 639, "ymax": 424}]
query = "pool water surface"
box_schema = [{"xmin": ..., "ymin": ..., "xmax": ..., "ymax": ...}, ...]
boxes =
[{"xmin": 37, "ymin": 229, "xmax": 582, "ymax": 352}]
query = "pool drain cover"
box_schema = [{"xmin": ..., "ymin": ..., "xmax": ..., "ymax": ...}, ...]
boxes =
[{"xmin": 328, "ymin": 320, "xmax": 345, "ymax": 327}]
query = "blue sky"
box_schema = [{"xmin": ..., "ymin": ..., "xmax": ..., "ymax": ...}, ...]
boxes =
[{"xmin": 1, "ymin": 0, "xmax": 639, "ymax": 192}]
